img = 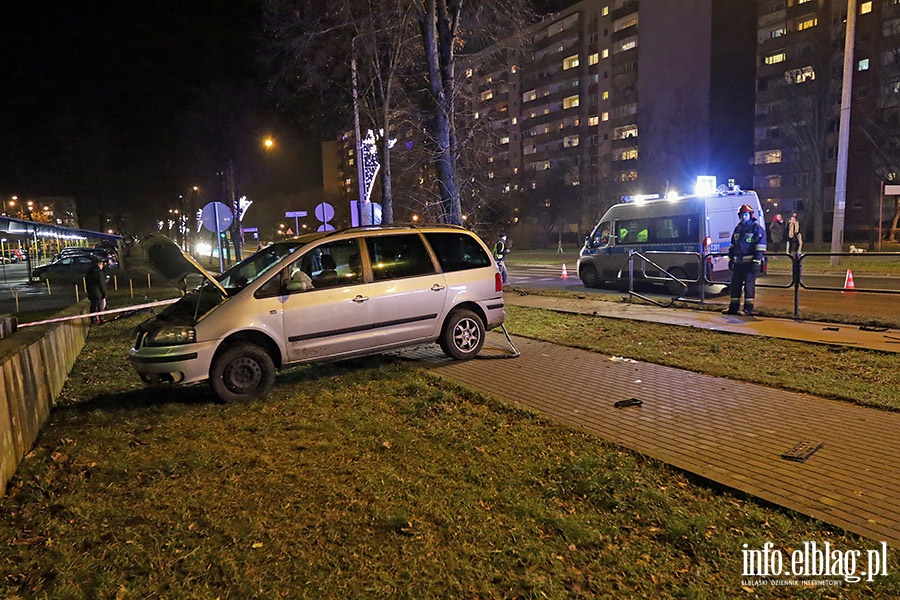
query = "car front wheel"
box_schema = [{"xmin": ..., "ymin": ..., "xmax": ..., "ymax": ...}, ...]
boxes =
[
  {"xmin": 440, "ymin": 309, "xmax": 485, "ymax": 360},
  {"xmin": 210, "ymin": 342, "xmax": 276, "ymax": 403}
]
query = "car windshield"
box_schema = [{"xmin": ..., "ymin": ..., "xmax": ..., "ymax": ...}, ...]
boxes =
[
  {"xmin": 217, "ymin": 242, "xmax": 306, "ymax": 292},
  {"xmin": 156, "ymin": 240, "xmax": 310, "ymax": 325}
]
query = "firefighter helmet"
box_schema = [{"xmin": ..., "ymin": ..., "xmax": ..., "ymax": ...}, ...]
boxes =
[{"xmin": 737, "ymin": 203, "xmax": 754, "ymax": 217}]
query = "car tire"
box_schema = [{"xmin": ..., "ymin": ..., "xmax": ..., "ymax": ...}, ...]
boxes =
[
  {"xmin": 580, "ymin": 265, "xmax": 599, "ymax": 289},
  {"xmin": 440, "ymin": 309, "xmax": 485, "ymax": 360},
  {"xmin": 209, "ymin": 342, "xmax": 276, "ymax": 403}
]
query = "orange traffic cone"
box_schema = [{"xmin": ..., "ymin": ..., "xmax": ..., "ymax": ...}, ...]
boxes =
[
  {"xmin": 561, "ymin": 263, "xmax": 569, "ymax": 278},
  {"xmin": 843, "ymin": 269, "xmax": 856, "ymax": 293}
]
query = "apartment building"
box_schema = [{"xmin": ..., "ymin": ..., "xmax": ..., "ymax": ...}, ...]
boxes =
[
  {"xmin": 755, "ymin": 0, "xmax": 900, "ymax": 242},
  {"xmin": 324, "ymin": 1, "xmax": 757, "ymax": 240},
  {"xmin": 466, "ymin": 0, "xmax": 757, "ymax": 239}
]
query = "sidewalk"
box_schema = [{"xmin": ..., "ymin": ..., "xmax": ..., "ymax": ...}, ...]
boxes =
[
  {"xmin": 411, "ymin": 335, "xmax": 900, "ymax": 547},
  {"xmin": 505, "ymin": 292, "xmax": 900, "ymax": 353},
  {"xmin": 400, "ymin": 295, "xmax": 900, "ymax": 547}
]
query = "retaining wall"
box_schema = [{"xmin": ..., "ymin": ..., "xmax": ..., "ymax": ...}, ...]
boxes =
[{"xmin": 0, "ymin": 303, "xmax": 89, "ymax": 495}]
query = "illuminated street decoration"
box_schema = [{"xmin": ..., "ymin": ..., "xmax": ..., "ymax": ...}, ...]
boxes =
[
  {"xmin": 238, "ymin": 196, "xmax": 253, "ymax": 221},
  {"xmin": 360, "ymin": 129, "xmax": 396, "ymax": 204}
]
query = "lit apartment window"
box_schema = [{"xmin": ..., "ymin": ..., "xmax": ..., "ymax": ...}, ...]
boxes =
[
  {"xmin": 485, "ymin": 76, "xmax": 493, "ymax": 84},
  {"xmin": 769, "ymin": 26, "xmax": 786, "ymax": 38},
  {"xmin": 488, "ymin": 172, "xmax": 495, "ymax": 179},
  {"xmin": 511, "ymin": 117, "xmax": 518, "ymax": 125},
  {"xmin": 589, "ymin": 53, "xmax": 599, "ymax": 65},
  {"xmin": 614, "ymin": 124, "xmax": 638, "ymax": 139},
  {"xmin": 488, "ymin": 156, "xmax": 494, "ymax": 163},
  {"xmin": 513, "ymin": 167, "xmax": 519, "ymax": 174},
  {"xmin": 615, "ymin": 147, "xmax": 638, "ymax": 161},
  {"xmin": 563, "ymin": 135, "xmax": 579, "ymax": 148},
  {"xmin": 602, "ymin": 6, "xmax": 609, "ymax": 16},
  {"xmin": 861, "ymin": 1, "xmax": 872, "ymax": 14},
  {"xmin": 614, "ymin": 14, "xmax": 638, "ymax": 32},
  {"xmin": 755, "ymin": 149, "xmax": 782, "ymax": 164},
  {"xmin": 563, "ymin": 54, "xmax": 580, "ymax": 70},
  {"xmin": 602, "ymin": 90, "xmax": 609, "ymax": 100},
  {"xmin": 796, "ymin": 18, "xmax": 817, "ymax": 31},
  {"xmin": 786, "ymin": 66, "xmax": 816, "ymax": 84},
  {"xmin": 344, "ymin": 178, "xmax": 352, "ymax": 186},
  {"xmin": 523, "ymin": 89, "xmax": 537, "ymax": 102},
  {"xmin": 511, "ymin": 65, "xmax": 518, "ymax": 73},
  {"xmin": 563, "ymin": 95, "xmax": 580, "ymax": 109},
  {"xmin": 602, "ymin": 49, "xmax": 610, "ymax": 59},
  {"xmin": 765, "ymin": 51, "xmax": 786, "ymax": 65},
  {"xmin": 615, "ymin": 37, "xmax": 637, "ymax": 53},
  {"xmin": 589, "ymin": 115, "xmax": 599, "ymax": 126},
  {"xmin": 859, "ymin": 58, "xmax": 870, "ymax": 71},
  {"xmin": 602, "ymin": 111, "xmax": 609, "ymax": 121},
  {"xmin": 348, "ymin": 158, "xmax": 354, "ymax": 166},
  {"xmin": 500, "ymin": 136, "xmax": 510, "ymax": 144},
  {"xmin": 481, "ymin": 90, "xmax": 493, "ymax": 101},
  {"xmin": 465, "ymin": 68, "xmax": 473, "ymax": 78}
]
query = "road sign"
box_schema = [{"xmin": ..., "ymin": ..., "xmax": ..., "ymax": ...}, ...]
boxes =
[
  {"xmin": 285, "ymin": 210, "xmax": 308, "ymax": 218},
  {"xmin": 314, "ymin": 202, "xmax": 334, "ymax": 223},
  {"xmin": 200, "ymin": 202, "xmax": 233, "ymax": 273},
  {"xmin": 200, "ymin": 202, "xmax": 233, "ymax": 233}
]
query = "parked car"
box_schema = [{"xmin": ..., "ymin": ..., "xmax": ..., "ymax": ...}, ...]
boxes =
[
  {"xmin": 130, "ymin": 226, "xmax": 505, "ymax": 402},
  {"xmin": 2, "ymin": 249, "xmax": 24, "ymax": 263},
  {"xmin": 32, "ymin": 254, "xmax": 97, "ymax": 282}
]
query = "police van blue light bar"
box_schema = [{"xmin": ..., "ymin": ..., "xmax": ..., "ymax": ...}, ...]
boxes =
[{"xmin": 621, "ymin": 194, "xmax": 660, "ymax": 204}]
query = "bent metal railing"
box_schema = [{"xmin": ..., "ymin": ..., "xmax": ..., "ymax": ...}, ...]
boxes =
[{"xmin": 617, "ymin": 250, "xmax": 900, "ymax": 318}]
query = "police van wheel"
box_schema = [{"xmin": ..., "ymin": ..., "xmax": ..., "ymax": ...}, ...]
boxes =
[
  {"xmin": 580, "ymin": 266, "xmax": 599, "ymax": 288},
  {"xmin": 666, "ymin": 268, "xmax": 687, "ymax": 296}
]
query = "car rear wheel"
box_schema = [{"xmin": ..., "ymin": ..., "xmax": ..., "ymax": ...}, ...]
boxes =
[
  {"xmin": 210, "ymin": 342, "xmax": 276, "ymax": 403},
  {"xmin": 439, "ymin": 309, "xmax": 485, "ymax": 360}
]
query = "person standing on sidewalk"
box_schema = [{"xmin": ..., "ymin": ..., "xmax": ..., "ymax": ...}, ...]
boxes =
[
  {"xmin": 85, "ymin": 255, "xmax": 109, "ymax": 325},
  {"xmin": 494, "ymin": 233, "xmax": 510, "ymax": 285},
  {"xmin": 769, "ymin": 214, "xmax": 785, "ymax": 253},
  {"xmin": 724, "ymin": 203, "xmax": 767, "ymax": 316},
  {"xmin": 787, "ymin": 212, "xmax": 801, "ymax": 255}
]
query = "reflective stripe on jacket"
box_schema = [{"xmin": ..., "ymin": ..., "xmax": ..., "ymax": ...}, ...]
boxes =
[{"xmin": 728, "ymin": 219, "xmax": 767, "ymax": 263}]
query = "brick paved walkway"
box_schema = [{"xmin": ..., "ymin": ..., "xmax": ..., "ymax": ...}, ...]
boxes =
[{"xmin": 405, "ymin": 333, "xmax": 900, "ymax": 547}]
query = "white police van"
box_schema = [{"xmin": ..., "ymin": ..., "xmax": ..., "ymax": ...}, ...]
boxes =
[{"xmin": 577, "ymin": 187, "xmax": 765, "ymax": 294}]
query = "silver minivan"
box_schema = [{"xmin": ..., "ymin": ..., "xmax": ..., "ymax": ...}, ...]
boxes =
[{"xmin": 130, "ymin": 226, "xmax": 505, "ymax": 402}]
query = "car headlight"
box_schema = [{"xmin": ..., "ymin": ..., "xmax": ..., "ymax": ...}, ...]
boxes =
[{"xmin": 146, "ymin": 326, "xmax": 196, "ymax": 346}]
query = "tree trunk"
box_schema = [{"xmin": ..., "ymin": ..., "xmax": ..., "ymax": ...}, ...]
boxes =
[{"xmin": 419, "ymin": 0, "xmax": 461, "ymax": 225}]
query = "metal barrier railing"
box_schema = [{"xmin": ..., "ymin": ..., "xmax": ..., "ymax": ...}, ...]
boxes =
[{"xmin": 617, "ymin": 250, "xmax": 900, "ymax": 319}]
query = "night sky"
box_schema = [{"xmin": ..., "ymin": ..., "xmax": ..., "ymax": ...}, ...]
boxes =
[
  {"xmin": 0, "ymin": 0, "xmax": 317, "ymax": 235},
  {"xmin": 1, "ymin": 1, "xmax": 565, "ymax": 235}
]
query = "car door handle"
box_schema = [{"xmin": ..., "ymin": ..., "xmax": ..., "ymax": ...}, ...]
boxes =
[
  {"xmin": 431, "ymin": 284, "xmax": 445, "ymax": 292},
  {"xmin": 352, "ymin": 295, "xmax": 369, "ymax": 303}
]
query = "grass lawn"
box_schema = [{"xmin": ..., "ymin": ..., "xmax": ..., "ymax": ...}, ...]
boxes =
[{"xmin": 2, "ymin": 307, "xmax": 899, "ymax": 597}]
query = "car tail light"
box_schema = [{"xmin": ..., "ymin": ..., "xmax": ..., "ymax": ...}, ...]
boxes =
[{"xmin": 495, "ymin": 272, "xmax": 503, "ymax": 292}]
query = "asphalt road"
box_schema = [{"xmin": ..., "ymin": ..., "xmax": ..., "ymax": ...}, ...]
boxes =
[
  {"xmin": 506, "ymin": 263, "xmax": 900, "ymax": 325},
  {"xmin": 2, "ymin": 259, "xmax": 898, "ymax": 326}
]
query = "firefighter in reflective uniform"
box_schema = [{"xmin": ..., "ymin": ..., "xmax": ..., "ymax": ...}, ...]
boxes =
[{"xmin": 724, "ymin": 203, "xmax": 767, "ymax": 316}]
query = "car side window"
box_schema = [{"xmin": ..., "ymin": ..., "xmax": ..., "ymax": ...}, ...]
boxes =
[
  {"xmin": 366, "ymin": 234, "xmax": 435, "ymax": 281},
  {"xmin": 423, "ymin": 232, "xmax": 491, "ymax": 272},
  {"xmin": 285, "ymin": 238, "xmax": 363, "ymax": 293}
]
